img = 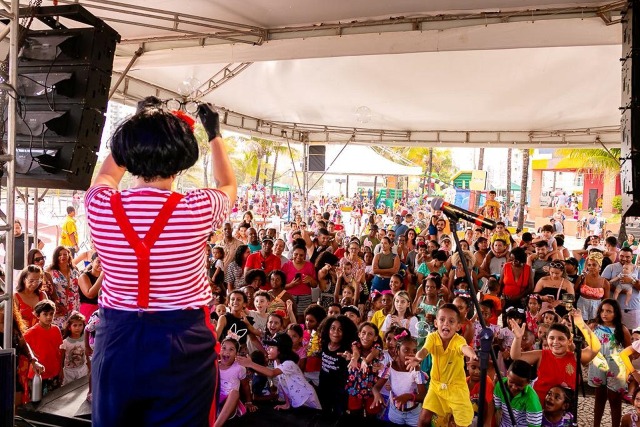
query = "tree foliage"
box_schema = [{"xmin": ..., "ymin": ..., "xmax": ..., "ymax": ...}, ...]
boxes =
[
  {"xmin": 557, "ymin": 148, "xmax": 621, "ymax": 177},
  {"xmin": 372, "ymin": 147, "xmax": 458, "ymax": 183}
]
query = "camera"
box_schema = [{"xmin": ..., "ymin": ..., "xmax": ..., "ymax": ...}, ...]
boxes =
[{"xmin": 561, "ymin": 293, "xmax": 575, "ymax": 311}]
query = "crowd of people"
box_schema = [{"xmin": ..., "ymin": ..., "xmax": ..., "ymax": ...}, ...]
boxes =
[{"xmin": 2, "ymin": 98, "xmax": 640, "ymax": 427}]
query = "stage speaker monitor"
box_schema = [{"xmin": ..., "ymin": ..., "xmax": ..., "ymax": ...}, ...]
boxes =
[
  {"xmin": 3, "ymin": 5, "xmax": 120, "ymax": 190},
  {"xmin": 308, "ymin": 145, "xmax": 326, "ymax": 172},
  {"xmin": 622, "ymin": 0, "xmax": 640, "ymax": 217},
  {"xmin": 0, "ymin": 349, "xmax": 16, "ymax": 427}
]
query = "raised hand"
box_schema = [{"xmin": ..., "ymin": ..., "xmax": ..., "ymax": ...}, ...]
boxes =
[
  {"xmin": 197, "ymin": 103, "xmax": 221, "ymax": 140},
  {"xmin": 405, "ymin": 356, "xmax": 421, "ymax": 371},
  {"xmin": 509, "ymin": 319, "xmax": 526, "ymax": 340}
]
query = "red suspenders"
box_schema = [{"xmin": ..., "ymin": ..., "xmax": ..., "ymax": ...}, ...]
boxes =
[{"xmin": 110, "ymin": 192, "xmax": 184, "ymax": 309}]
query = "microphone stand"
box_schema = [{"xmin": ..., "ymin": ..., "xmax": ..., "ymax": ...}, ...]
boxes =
[
  {"xmin": 566, "ymin": 300, "xmax": 583, "ymax": 427},
  {"xmin": 449, "ymin": 216, "xmax": 517, "ymax": 427}
]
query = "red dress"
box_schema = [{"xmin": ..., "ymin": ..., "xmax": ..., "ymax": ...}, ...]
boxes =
[
  {"xmin": 533, "ymin": 349, "xmax": 576, "ymax": 404},
  {"xmin": 14, "ymin": 291, "xmax": 48, "ymax": 327}
]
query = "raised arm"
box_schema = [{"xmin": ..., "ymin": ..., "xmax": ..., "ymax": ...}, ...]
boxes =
[
  {"xmin": 91, "ymin": 154, "xmax": 126, "ymax": 189},
  {"xmin": 197, "ymin": 104, "xmax": 237, "ymax": 205}
]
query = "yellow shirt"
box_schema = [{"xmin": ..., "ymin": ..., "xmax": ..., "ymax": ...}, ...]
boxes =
[
  {"xmin": 371, "ymin": 309, "xmax": 387, "ymax": 336},
  {"xmin": 490, "ymin": 231, "xmax": 511, "ymax": 245},
  {"xmin": 483, "ymin": 200, "xmax": 501, "ymax": 221},
  {"xmin": 423, "ymin": 332, "xmax": 467, "ymax": 388},
  {"xmin": 59, "ymin": 215, "xmax": 77, "ymax": 247}
]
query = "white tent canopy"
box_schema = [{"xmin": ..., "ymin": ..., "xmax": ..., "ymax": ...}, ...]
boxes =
[
  {"xmin": 32, "ymin": 0, "xmax": 626, "ymax": 147},
  {"xmin": 323, "ymin": 146, "xmax": 423, "ymax": 176}
]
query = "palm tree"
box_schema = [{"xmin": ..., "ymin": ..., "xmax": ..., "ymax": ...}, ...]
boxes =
[
  {"xmin": 517, "ymin": 149, "xmax": 530, "ymax": 229},
  {"xmin": 371, "ymin": 146, "xmax": 458, "ymax": 184},
  {"xmin": 557, "ymin": 147, "xmax": 621, "ymax": 176}
]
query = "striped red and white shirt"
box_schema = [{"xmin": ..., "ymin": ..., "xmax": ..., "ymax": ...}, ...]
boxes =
[{"xmin": 85, "ymin": 185, "xmax": 229, "ymax": 311}]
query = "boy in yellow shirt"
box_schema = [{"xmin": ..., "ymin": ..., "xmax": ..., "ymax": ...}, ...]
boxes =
[
  {"xmin": 479, "ymin": 190, "xmax": 501, "ymax": 222},
  {"xmin": 406, "ymin": 303, "xmax": 476, "ymax": 427}
]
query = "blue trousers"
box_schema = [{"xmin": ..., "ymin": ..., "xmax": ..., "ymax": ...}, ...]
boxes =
[{"xmin": 92, "ymin": 308, "xmax": 217, "ymax": 427}]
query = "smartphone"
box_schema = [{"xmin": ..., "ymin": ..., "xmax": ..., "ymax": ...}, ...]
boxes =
[{"xmin": 295, "ymin": 273, "xmax": 302, "ymax": 280}]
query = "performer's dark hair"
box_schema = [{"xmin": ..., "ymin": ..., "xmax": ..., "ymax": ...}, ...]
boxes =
[{"xmin": 110, "ymin": 101, "xmax": 198, "ymax": 181}]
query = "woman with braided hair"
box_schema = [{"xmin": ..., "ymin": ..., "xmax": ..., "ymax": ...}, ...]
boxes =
[{"xmin": 576, "ymin": 251, "xmax": 610, "ymax": 322}]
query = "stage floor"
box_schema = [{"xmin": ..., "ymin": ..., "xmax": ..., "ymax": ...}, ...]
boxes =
[{"xmin": 14, "ymin": 374, "xmax": 637, "ymax": 427}]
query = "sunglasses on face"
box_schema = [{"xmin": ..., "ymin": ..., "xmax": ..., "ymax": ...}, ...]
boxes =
[{"xmin": 33, "ymin": 256, "xmax": 46, "ymax": 262}]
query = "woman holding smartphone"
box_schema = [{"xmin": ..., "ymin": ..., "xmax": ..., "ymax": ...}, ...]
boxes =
[{"xmin": 281, "ymin": 244, "xmax": 318, "ymax": 322}]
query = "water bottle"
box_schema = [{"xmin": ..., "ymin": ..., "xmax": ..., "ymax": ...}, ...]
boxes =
[{"xmin": 32, "ymin": 372, "xmax": 42, "ymax": 402}]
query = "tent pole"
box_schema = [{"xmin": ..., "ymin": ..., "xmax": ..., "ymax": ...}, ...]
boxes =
[
  {"xmin": 302, "ymin": 136, "xmax": 309, "ymax": 220},
  {"xmin": 373, "ymin": 176, "xmax": 378, "ymax": 210},
  {"xmin": 346, "ymin": 175, "xmax": 349, "ymax": 199}
]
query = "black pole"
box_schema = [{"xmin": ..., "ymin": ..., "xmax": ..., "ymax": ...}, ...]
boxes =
[
  {"xmin": 570, "ymin": 317, "xmax": 584, "ymax": 426},
  {"xmin": 449, "ymin": 217, "xmax": 517, "ymax": 426}
]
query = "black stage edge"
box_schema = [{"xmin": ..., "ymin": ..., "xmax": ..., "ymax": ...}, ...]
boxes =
[{"xmin": 15, "ymin": 377, "xmax": 90, "ymax": 426}]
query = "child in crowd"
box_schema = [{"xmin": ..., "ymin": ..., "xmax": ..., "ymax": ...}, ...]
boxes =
[
  {"xmin": 588, "ymin": 299, "xmax": 630, "ymax": 427},
  {"xmin": 216, "ymin": 290, "xmax": 260, "ymax": 351},
  {"xmin": 367, "ymin": 291, "xmax": 383, "ymax": 322},
  {"xmin": 301, "ymin": 304, "xmax": 327, "ymax": 386},
  {"xmin": 237, "ymin": 333, "xmax": 321, "ymax": 411},
  {"xmin": 247, "ymin": 291, "xmax": 270, "ymax": 353},
  {"xmin": 381, "ymin": 291, "xmax": 419, "ymax": 337},
  {"xmin": 216, "ymin": 338, "xmax": 252, "ymax": 427},
  {"xmin": 318, "ymin": 315, "xmax": 358, "ymax": 419},
  {"xmin": 611, "ymin": 263, "xmax": 636, "ymax": 307},
  {"xmin": 413, "ymin": 274, "xmax": 443, "ymax": 329},
  {"xmin": 340, "ymin": 285, "xmax": 356, "ymax": 304},
  {"xmin": 346, "ymin": 322, "xmax": 383, "ymax": 416},
  {"xmin": 84, "ymin": 309, "xmax": 100, "ymax": 402},
  {"xmin": 248, "ymin": 291, "xmax": 270, "ymax": 333},
  {"xmin": 389, "ymin": 273, "xmax": 404, "ymax": 294},
  {"xmin": 327, "ymin": 303, "xmax": 342, "ymax": 318},
  {"xmin": 453, "ymin": 295, "xmax": 475, "ymax": 345},
  {"xmin": 60, "ymin": 312, "xmax": 88, "ymax": 386},
  {"xmin": 286, "ymin": 323, "xmax": 307, "ymax": 369},
  {"xmin": 341, "ymin": 305, "xmax": 361, "ymax": 326},
  {"xmin": 210, "ymin": 246, "xmax": 225, "ymax": 285},
  {"xmin": 542, "ymin": 385, "xmax": 574, "ymax": 427},
  {"xmin": 480, "ymin": 277, "xmax": 502, "ymax": 325},
  {"xmin": 371, "ymin": 333, "xmax": 427, "ymax": 425},
  {"xmin": 526, "ymin": 294, "xmax": 542, "ymax": 336},
  {"xmin": 491, "ymin": 360, "xmax": 542, "ymax": 427},
  {"xmin": 335, "ymin": 261, "xmax": 356, "ymax": 301},
  {"xmin": 371, "ymin": 291, "xmax": 393, "ymax": 334},
  {"xmin": 264, "ymin": 312, "xmax": 285, "ymax": 343},
  {"xmin": 539, "ymin": 310, "xmax": 559, "ymax": 328},
  {"xmin": 406, "ymin": 303, "xmax": 477, "ymax": 427},
  {"xmin": 536, "ymin": 324, "xmax": 550, "ymax": 350},
  {"xmin": 510, "ymin": 309, "xmax": 601, "ymax": 404},
  {"xmin": 467, "ymin": 356, "xmax": 495, "ymax": 427},
  {"xmin": 622, "ymin": 329, "xmax": 640, "ymax": 402},
  {"xmin": 473, "ymin": 300, "xmax": 504, "ymax": 350},
  {"xmin": 622, "ymin": 388, "xmax": 640, "ymax": 427},
  {"xmin": 24, "ymin": 300, "xmax": 63, "ymax": 395}
]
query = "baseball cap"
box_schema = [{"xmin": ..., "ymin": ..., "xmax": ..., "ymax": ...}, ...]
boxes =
[
  {"xmin": 440, "ymin": 235, "xmax": 452, "ymax": 242},
  {"xmin": 263, "ymin": 332, "xmax": 293, "ymax": 352},
  {"xmin": 261, "ymin": 237, "xmax": 274, "ymax": 243},
  {"xmin": 341, "ymin": 305, "xmax": 360, "ymax": 317}
]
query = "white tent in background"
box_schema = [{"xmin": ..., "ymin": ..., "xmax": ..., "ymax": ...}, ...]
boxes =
[{"xmin": 323, "ymin": 146, "xmax": 423, "ymax": 176}]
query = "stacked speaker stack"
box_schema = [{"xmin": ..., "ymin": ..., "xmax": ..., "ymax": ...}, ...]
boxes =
[
  {"xmin": 6, "ymin": 5, "xmax": 120, "ymax": 190},
  {"xmin": 622, "ymin": 1, "xmax": 640, "ymax": 218}
]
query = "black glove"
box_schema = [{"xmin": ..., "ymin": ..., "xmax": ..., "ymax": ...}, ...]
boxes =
[{"xmin": 197, "ymin": 103, "xmax": 222, "ymax": 140}]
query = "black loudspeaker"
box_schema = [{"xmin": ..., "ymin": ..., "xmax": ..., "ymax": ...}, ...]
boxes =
[
  {"xmin": 4, "ymin": 5, "xmax": 120, "ymax": 190},
  {"xmin": 308, "ymin": 145, "xmax": 326, "ymax": 172},
  {"xmin": 622, "ymin": 1, "xmax": 640, "ymax": 217},
  {"xmin": 0, "ymin": 350, "xmax": 16, "ymax": 427}
]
